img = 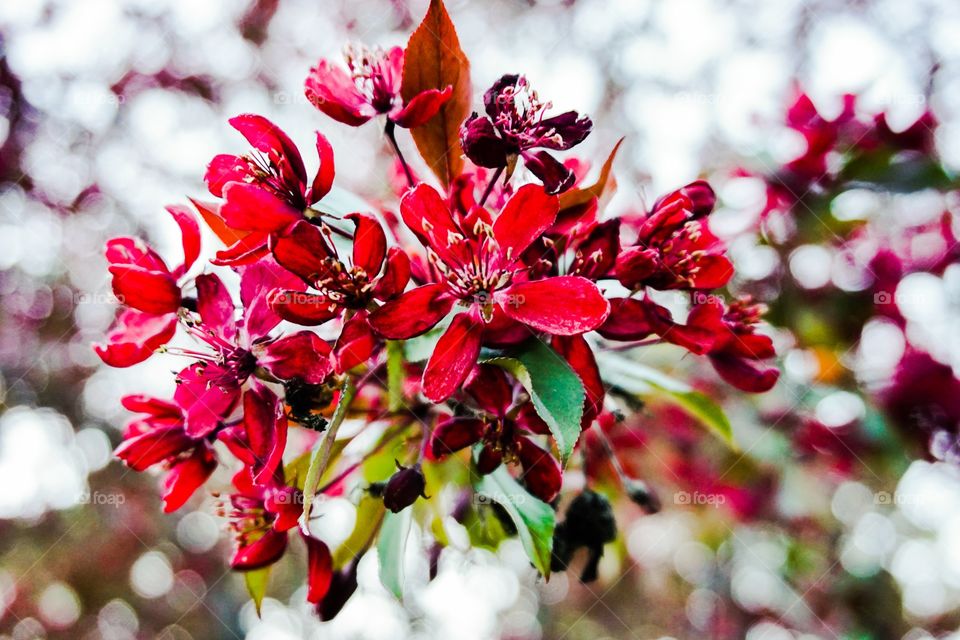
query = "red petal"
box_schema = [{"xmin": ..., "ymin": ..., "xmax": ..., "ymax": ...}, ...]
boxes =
[
  {"xmin": 368, "ymin": 284, "xmax": 454, "ymax": 339},
  {"xmin": 552, "ymin": 334, "xmax": 605, "ymax": 424},
  {"xmin": 162, "ymin": 447, "xmax": 216, "ymax": 512},
  {"xmin": 211, "ymin": 232, "xmax": 270, "ymax": 267},
  {"xmin": 464, "ymin": 364, "xmax": 513, "ymax": 415},
  {"xmin": 241, "ymin": 258, "xmax": 306, "ymax": 340},
  {"xmin": 166, "ymin": 205, "xmax": 201, "ymax": 277},
  {"xmin": 258, "ymin": 331, "xmax": 333, "ymax": 385},
  {"xmin": 221, "ymin": 182, "xmax": 301, "ymax": 232},
  {"xmin": 347, "ymin": 212, "xmax": 386, "ymax": 277},
  {"xmin": 105, "ymin": 237, "xmax": 168, "ymax": 272},
  {"xmin": 689, "ymin": 255, "xmax": 734, "ymax": 289},
  {"xmin": 243, "ymin": 385, "xmax": 288, "ymax": 483},
  {"xmin": 268, "ymin": 289, "xmax": 341, "ymax": 326},
  {"xmin": 196, "ymin": 273, "xmax": 237, "ymax": 342},
  {"xmin": 175, "ymin": 363, "xmax": 241, "ymax": 438},
  {"xmin": 615, "ymin": 246, "xmax": 659, "ymax": 289},
  {"xmin": 423, "ymin": 313, "xmax": 483, "ymax": 402},
  {"xmin": 308, "ymin": 131, "xmax": 335, "ymax": 204},
  {"xmin": 94, "ymin": 309, "xmax": 176, "ymax": 367},
  {"xmin": 373, "ymin": 247, "xmax": 411, "ymax": 300},
  {"xmin": 304, "ymin": 61, "xmax": 376, "ymax": 126},
  {"xmin": 391, "ymin": 86, "xmax": 453, "ymax": 128},
  {"xmin": 334, "ymin": 312, "xmax": 378, "ymax": 373},
  {"xmin": 108, "ymin": 265, "xmax": 181, "ymax": 315},
  {"xmin": 497, "ymin": 276, "xmax": 609, "ymax": 336},
  {"xmin": 596, "ymin": 297, "xmax": 653, "ymax": 341},
  {"xmin": 492, "ymin": 184, "xmax": 558, "ymax": 266},
  {"xmin": 121, "ymin": 394, "xmax": 181, "ymax": 418},
  {"xmin": 232, "ymin": 529, "xmax": 288, "ymax": 570},
  {"xmin": 205, "ymin": 154, "xmax": 246, "ymax": 198},
  {"xmin": 516, "ymin": 436, "xmax": 562, "ymax": 502},
  {"xmin": 115, "ymin": 427, "xmax": 193, "ymax": 471},
  {"xmin": 571, "ymin": 219, "xmax": 620, "ymax": 279},
  {"xmin": 304, "ymin": 536, "xmax": 334, "ymax": 604},
  {"xmin": 430, "ymin": 417, "xmax": 486, "ymax": 457},
  {"xmin": 272, "ymin": 220, "xmax": 333, "ymax": 283},
  {"xmin": 229, "ymin": 114, "xmax": 307, "ymax": 189},
  {"xmin": 710, "ymin": 354, "xmax": 780, "ymax": 393},
  {"xmin": 645, "ymin": 299, "xmax": 718, "ymax": 355},
  {"xmin": 399, "ymin": 184, "xmax": 469, "ymax": 269}
]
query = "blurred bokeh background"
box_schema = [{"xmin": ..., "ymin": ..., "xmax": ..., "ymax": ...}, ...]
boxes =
[{"xmin": 2, "ymin": 0, "xmax": 960, "ymax": 638}]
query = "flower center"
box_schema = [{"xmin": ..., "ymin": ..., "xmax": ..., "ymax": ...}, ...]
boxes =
[{"xmin": 344, "ymin": 44, "xmax": 397, "ymax": 114}]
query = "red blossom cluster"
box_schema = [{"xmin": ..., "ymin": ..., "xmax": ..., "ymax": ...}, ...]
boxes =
[{"xmin": 95, "ymin": 0, "xmax": 778, "ymax": 617}]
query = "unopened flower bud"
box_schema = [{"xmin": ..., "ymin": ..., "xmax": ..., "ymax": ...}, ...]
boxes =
[{"xmin": 383, "ymin": 463, "xmax": 427, "ymax": 513}]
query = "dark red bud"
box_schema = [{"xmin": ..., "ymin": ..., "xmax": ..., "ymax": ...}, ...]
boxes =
[{"xmin": 383, "ymin": 463, "xmax": 427, "ymax": 513}]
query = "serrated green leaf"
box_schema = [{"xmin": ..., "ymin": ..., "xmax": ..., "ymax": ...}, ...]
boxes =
[
  {"xmin": 485, "ymin": 340, "xmax": 585, "ymax": 464},
  {"xmin": 377, "ymin": 508, "xmax": 412, "ymax": 599},
  {"xmin": 599, "ymin": 353, "xmax": 735, "ymax": 448},
  {"xmin": 244, "ymin": 566, "xmax": 271, "ymax": 617},
  {"xmin": 476, "ymin": 467, "xmax": 555, "ymax": 577}
]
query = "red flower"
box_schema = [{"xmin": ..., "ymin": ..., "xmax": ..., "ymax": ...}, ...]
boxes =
[
  {"xmin": 94, "ymin": 205, "xmax": 200, "ymax": 367},
  {"xmin": 616, "ymin": 181, "xmax": 732, "ymax": 291},
  {"xmin": 204, "ymin": 114, "xmax": 335, "ymax": 265},
  {"xmin": 368, "ymin": 183, "xmax": 610, "ymax": 401},
  {"xmin": 305, "ymin": 45, "xmax": 452, "ymax": 128},
  {"xmin": 460, "ymin": 74, "xmax": 592, "ymax": 194},
  {"xmin": 699, "ymin": 297, "xmax": 780, "ymax": 393},
  {"xmin": 268, "ymin": 214, "xmax": 410, "ymax": 371},
  {"xmin": 429, "ymin": 365, "xmax": 562, "ymax": 502},
  {"xmin": 113, "ymin": 395, "xmax": 216, "ymax": 512}
]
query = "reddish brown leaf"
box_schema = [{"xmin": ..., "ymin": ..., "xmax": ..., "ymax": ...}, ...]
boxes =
[
  {"xmin": 188, "ymin": 197, "xmax": 251, "ymax": 247},
  {"xmin": 401, "ymin": 0, "xmax": 471, "ymax": 190},
  {"xmin": 558, "ymin": 137, "xmax": 625, "ymax": 212}
]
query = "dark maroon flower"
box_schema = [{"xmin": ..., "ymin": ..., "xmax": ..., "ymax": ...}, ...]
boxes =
[
  {"xmin": 383, "ymin": 463, "xmax": 427, "ymax": 513},
  {"xmin": 305, "ymin": 45, "xmax": 452, "ymax": 128},
  {"xmin": 429, "ymin": 365, "xmax": 562, "ymax": 502},
  {"xmin": 224, "ymin": 467, "xmax": 301, "ymax": 570},
  {"xmin": 368, "ymin": 183, "xmax": 610, "ymax": 401},
  {"xmin": 204, "ymin": 114, "xmax": 335, "ymax": 266},
  {"xmin": 460, "ymin": 74, "xmax": 592, "ymax": 194}
]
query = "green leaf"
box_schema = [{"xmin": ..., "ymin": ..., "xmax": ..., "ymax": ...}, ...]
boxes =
[
  {"xmin": 334, "ymin": 496, "xmax": 385, "ymax": 569},
  {"xmin": 386, "ymin": 340, "xmax": 405, "ymax": 413},
  {"xmin": 599, "ymin": 353, "xmax": 735, "ymax": 448},
  {"xmin": 302, "ymin": 380, "xmax": 357, "ymax": 530},
  {"xmin": 485, "ymin": 340, "xmax": 585, "ymax": 464},
  {"xmin": 475, "ymin": 466, "xmax": 555, "ymax": 577},
  {"xmin": 377, "ymin": 508, "xmax": 413, "ymax": 600},
  {"xmin": 244, "ymin": 566, "xmax": 271, "ymax": 617}
]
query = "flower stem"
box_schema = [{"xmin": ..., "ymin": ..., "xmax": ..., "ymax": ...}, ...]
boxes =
[
  {"xmin": 385, "ymin": 120, "xmax": 415, "ymax": 188},
  {"xmin": 478, "ymin": 166, "xmax": 504, "ymax": 208},
  {"xmin": 301, "ymin": 377, "xmax": 357, "ymax": 533}
]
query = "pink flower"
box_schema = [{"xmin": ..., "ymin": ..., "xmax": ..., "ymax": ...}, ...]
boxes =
[
  {"xmin": 368, "ymin": 183, "xmax": 610, "ymax": 401},
  {"xmin": 305, "ymin": 45, "xmax": 452, "ymax": 128}
]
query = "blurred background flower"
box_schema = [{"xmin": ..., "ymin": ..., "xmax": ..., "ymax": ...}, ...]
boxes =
[{"xmin": 2, "ymin": 0, "xmax": 960, "ymax": 638}]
